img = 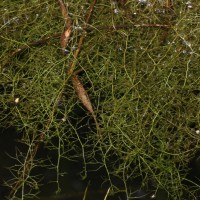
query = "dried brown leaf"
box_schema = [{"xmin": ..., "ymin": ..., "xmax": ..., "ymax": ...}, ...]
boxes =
[
  {"xmin": 72, "ymin": 75, "xmax": 99, "ymax": 130},
  {"xmin": 61, "ymin": 28, "xmax": 72, "ymax": 55}
]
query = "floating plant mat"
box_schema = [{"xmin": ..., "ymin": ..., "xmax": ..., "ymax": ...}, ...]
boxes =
[{"xmin": 0, "ymin": 0, "xmax": 200, "ymax": 199}]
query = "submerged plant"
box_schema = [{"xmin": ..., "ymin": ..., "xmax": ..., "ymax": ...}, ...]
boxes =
[{"xmin": 0, "ymin": 0, "xmax": 200, "ymax": 199}]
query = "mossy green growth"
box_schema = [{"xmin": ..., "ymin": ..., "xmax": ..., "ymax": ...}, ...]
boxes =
[{"xmin": 0, "ymin": 0, "xmax": 200, "ymax": 199}]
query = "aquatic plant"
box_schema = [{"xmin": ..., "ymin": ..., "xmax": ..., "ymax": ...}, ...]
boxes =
[{"xmin": 0, "ymin": 0, "xmax": 199, "ymax": 199}]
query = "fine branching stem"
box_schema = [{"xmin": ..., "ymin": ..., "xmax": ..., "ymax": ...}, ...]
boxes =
[{"xmin": 1, "ymin": 0, "xmax": 199, "ymax": 199}]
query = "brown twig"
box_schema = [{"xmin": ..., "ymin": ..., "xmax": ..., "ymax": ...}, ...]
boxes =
[
  {"xmin": 9, "ymin": 33, "xmax": 60, "ymax": 57},
  {"xmin": 70, "ymin": 0, "xmax": 99, "ymax": 131},
  {"xmin": 58, "ymin": 0, "xmax": 71, "ymax": 27},
  {"xmin": 85, "ymin": 0, "xmax": 97, "ymax": 24},
  {"xmin": 59, "ymin": 0, "xmax": 99, "ymax": 131},
  {"xmin": 164, "ymin": 0, "xmax": 173, "ymax": 10},
  {"xmin": 7, "ymin": 23, "xmax": 170, "ymax": 59},
  {"xmin": 67, "ymin": 0, "xmax": 97, "ymax": 75},
  {"xmin": 59, "ymin": 0, "xmax": 72, "ymax": 55}
]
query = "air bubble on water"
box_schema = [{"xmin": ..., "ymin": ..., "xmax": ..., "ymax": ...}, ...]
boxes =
[
  {"xmin": 186, "ymin": 1, "xmax": 192, "ymax": 9},
  {"xmin": 139, "ymin": 0, "xmax": 147, "ymax": 4},
  {"xmin": 182, "ymin": 50, "xmax": 187, "ymax": 54},
  {"xmin": 183, "ymin": 40, "xmax": 191, "ymax": 48},
  {"xmin": 114, "ymin": 8, "xmax": 119, "ymax": 14}
]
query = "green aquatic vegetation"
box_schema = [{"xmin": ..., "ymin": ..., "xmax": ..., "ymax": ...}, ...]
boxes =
[{"xmin": 0, "ymin": 0, "xmax": 200, "ymax": 199}]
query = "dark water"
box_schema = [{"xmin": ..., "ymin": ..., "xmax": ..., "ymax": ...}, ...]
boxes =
[{"xmin": 0, "ymin": 127, "xmax": 199, "ymax": 200}]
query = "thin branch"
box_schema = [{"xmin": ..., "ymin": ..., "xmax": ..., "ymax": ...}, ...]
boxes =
[
  {"xmin": 9, "ymin": 33, "xmax": 60, "ymax": 57},
  {"xmin": 67, "ymin": 0, "xmax": 97, "ymax": 75},
  {"xmin": 64, "ymin": 0, "xmax": 100, "ymax": 132},
  {"xmin": 164, "ymin": 0, "xmax": 174, "ymax": 10},
  {"xmin": 86, "ymin": 23, "xmax": 171, "ymax": 30},
  {"xmin": 85, "ymin": 0, "xmax": 97, "ymax": 24},
  {"xmin": 59, "ymin": 0, "xmax": 72, "ymax": 55},
  {"xmin": 7, "ymin": 23, "xmax": 170, "ymax": 58},
  {"xmin": 58, "ymin": 0, "xmax": 71, "ymax": 28},
  {"xmin": 82, "ymin": 183, "xmax": 89, "ymax": 200},
  {"xmin": 103, "ymin": 187, "xmax": 111, "ymax": 200},
  {"xmin": 8, "ymin": 132, "xmax": 46, "ymax": 198}
]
